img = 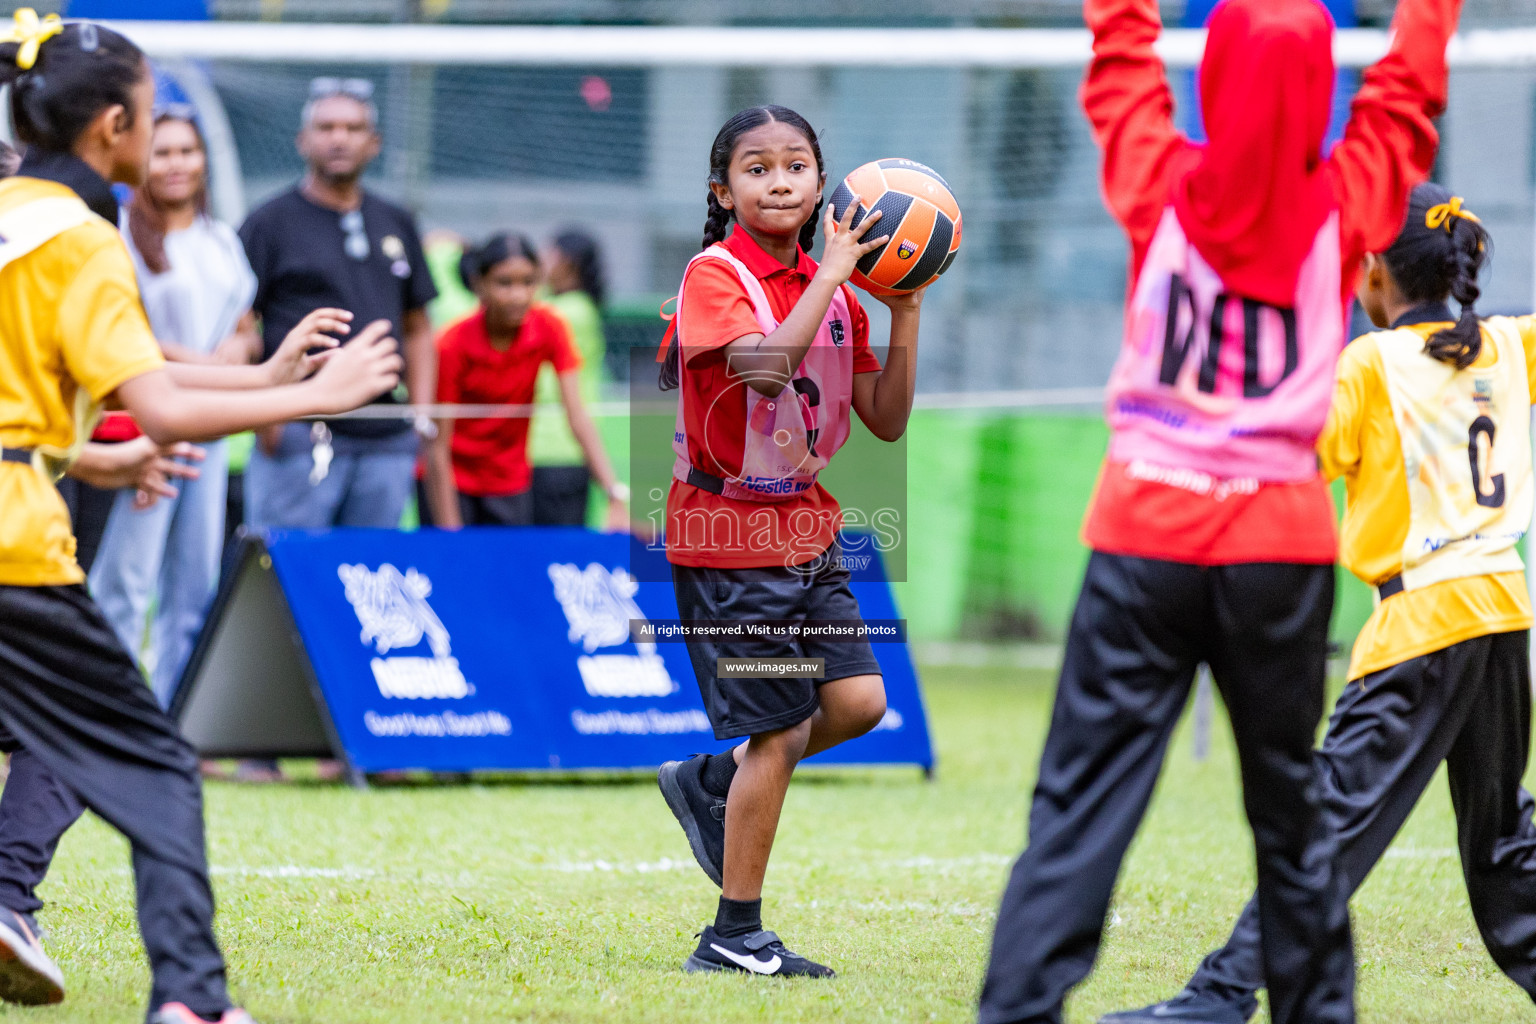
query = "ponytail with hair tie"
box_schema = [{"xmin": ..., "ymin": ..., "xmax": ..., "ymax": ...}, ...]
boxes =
[
  {"xmin": 1383, "ymin": 184, "xmax": 1492, "ymax": 372},
  {"xmin": 1425, "ymin": 196, "xmax": 1480, "ymax": 233},
  {"xmin": 1, "ymin": 9, "xmax": 62, "ymax": 71},
  {"xmin": 701, "ymin": 191, "xmax": 733, "ymax": 251},
  {"xmin": 1426, "ymin": 218, "xmax": 1486, "ymax": 370},
  {"xmin": 0, "ymin": 13, "xmax": 144, "ymax": 156}
]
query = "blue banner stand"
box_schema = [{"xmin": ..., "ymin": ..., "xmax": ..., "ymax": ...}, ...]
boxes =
[{"xmin": 175, "ymin": 528, "xmax": 934, "ymax": 786}]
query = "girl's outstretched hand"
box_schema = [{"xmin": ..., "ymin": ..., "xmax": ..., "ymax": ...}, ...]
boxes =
[
  {"xmin": 815, "ymin": 198, "xmax": 889, "ymax": 287},
  {"xmin": 265, "ymin": 307, "xmax": 353, "ymax": 385},
  {"xmin": 309, "ymin": 319, "xmax": 404, "ymax": 414}
]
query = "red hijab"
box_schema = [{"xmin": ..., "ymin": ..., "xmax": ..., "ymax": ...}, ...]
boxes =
[{"xmin": 1173, "ymin": 0, "xmax": 1337, "ymax": 309}]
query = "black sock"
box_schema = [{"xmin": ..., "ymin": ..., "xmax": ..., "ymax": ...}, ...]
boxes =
[
  {"xmin": 700, "ymin": 750, "xmax": 739, "ymax": 798},
  {"xmin": 714, "ymin": 896, "xmax": 762, "ymax": 938}
]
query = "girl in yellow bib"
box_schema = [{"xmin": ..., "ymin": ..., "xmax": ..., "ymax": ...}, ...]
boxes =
[
  {"xmin": 1102, "ymin": 181, "xmax": 1536, "ymax": 1024},
  {"xmin": 0, "ymin": 11, "xmax": 402, "ymax": 1024}
]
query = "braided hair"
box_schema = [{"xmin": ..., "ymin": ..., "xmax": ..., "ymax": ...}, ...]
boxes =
[
  {"xmin": 663, "ymin": 105, "xmax": 826, "ymax": 390},
  {"xmin": 0, "ymin": 20, "xmax": 145, "ymax": 155},
  {"xmin": 1382, "ymin": 182, "xmax": 1492, "ymax": 370}
]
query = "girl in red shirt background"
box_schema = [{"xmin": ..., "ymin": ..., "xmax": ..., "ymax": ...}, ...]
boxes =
[{"xmin": 423, "ymin": 233, "xmax": 629, "ymax": 529}]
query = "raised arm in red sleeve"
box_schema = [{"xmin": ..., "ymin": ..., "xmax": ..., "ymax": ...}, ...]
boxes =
[
  {"xmin": 1080, "ymin": 0, "xmax": 1193, "ymax": 275},
  {"xmin": 1328, "ymin": 0, "xmax": 1462, "ymax": 276}
]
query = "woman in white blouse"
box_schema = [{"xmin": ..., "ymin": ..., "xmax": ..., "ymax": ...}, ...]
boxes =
[{"xmin": 90, "ymin": 105, "xmax": 259, "ymax": 708}]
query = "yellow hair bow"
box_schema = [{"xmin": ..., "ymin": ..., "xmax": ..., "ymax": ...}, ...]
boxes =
[
  {"xmin": 1, "ymin": 9, "xmax": 62, "ymax": 71},
  {"xmin": 1425, "ymin": 196, "xmax": 1480, "ymax": 232}
]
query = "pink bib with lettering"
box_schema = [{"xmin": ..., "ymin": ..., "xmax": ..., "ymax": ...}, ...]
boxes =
[
  {"xmin": 1105, "ymin": 208, "xmax": 1346, "ymax": 483},
  {"xmin": 672, "ymin": 245, "xmax": 856, "ymax": 502}
]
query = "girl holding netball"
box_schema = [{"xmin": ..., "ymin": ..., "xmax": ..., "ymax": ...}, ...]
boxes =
[
  {"xmin": 978, "ymin": 1, "xmax": 1461, "ymax": 1023},
  {"xmin": 1101, "ymin": 186, "xmax": 1536, "ymax": 1023},
  {"xmin": 655, "ymin": 105, "xmax": 922, "ymax": 977},
  {"xmin": 0, "ymin": 11, "xmax": 399, "ymax": 1022}
]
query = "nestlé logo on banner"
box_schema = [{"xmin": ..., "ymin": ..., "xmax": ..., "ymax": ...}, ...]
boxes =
[
  {"xmin": 548, "ymin": 562, "xmax": 678, "ymax": 698},
  {"xmin": 338, "ymin": 563, "xmax": 471, "ymax": 700}
]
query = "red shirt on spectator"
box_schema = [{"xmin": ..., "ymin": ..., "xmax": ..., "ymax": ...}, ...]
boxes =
[{"xmin": 436, "ymin": 304, "xmax": 581, "ymax": 497}]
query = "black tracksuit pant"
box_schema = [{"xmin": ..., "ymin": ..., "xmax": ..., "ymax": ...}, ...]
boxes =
[
  {"xmin": 0, "ymin": 584, "xmax": 229, "ymax": 1020},
  {"xmin": 0, "ymin": 742, "xmax": 84, "ymax": 919},
  {"xmin": 1187, "ymin": 628, "xmax": 1536, "ymax": 1005},
  {"xmin": 978, "ymin": 552, "xmax": 1354, "ymax": 1024}
]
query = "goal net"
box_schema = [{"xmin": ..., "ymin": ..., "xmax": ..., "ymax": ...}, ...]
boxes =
[
  {"xmin": 113, "ymin": 21, "xmax": 1536, "ymax": 639},
  {"xmin": 123, "ymin": 22, "xmax": 1536, "ymax": 397}
]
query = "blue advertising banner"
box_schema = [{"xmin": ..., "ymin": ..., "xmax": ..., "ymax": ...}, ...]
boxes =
[
  {"xmin": 67, "ymin": 0, "xmax": 209, "ymax": 18},
  {"xmin": 236, "ymin": 527, "xmax": 932, "ymax": 775}
]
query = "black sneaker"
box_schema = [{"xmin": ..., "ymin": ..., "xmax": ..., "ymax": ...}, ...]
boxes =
[
  {"xmin": 0, "ymin": 908, "xmax": 63, "ymax": 1005},
  {"xmin": 658, "ymin": 755, "xmax": 725, "ymax": 886},
  {"xmin": 1097, "ymin": 987, "xmax": 1258, "ymax": 1024},
  {"xmin": 683, "ymin": 925, "xmax": 834, "ymax": 978}
]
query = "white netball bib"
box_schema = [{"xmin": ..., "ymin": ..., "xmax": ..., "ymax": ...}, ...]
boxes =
[
  {"xmin": 0, "ymin": 194, "xmax": 103, "ymax": 479},
  {"xmin": 1375, "ymin": 316, "xmax": 1533, "ymax": 592},
  {"xmin": 0, "ymin": 195, "xmax": 94, "ymax": 271}
]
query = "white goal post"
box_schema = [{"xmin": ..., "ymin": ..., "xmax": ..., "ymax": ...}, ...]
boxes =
[{"xmin": 103, "ymin": 21, "xmax": 1536, "ymax": 70}]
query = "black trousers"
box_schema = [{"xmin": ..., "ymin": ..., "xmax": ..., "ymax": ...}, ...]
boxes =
[
  {"xmin": 459, "ymin": 490, "xmax": 534, "ymax": 526},
  {"xmin": 531, "ymin": 465, "xmax": 591, "ymax": 526},
  {"xmin": 0, "ymin": 743, "xmax": 83, "ymax": 919},
  {"xmin": 978, "ymin": 552, "xmax": 1353, "ymax": 1024},
  {"xmin": 0, "ymin": 585, "xmax": 228, "ymax": 1019},
  {"xmin": 53, "ymin": 476, "xmax": 117, "ymax": 576},
  {"xmin": 1188, "ymin": 629, "xmax": 1536, "ymax": 1004}
]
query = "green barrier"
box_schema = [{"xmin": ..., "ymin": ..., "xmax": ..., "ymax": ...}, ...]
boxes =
[
  {"xmin": 896, "ymin": 411, "xmax": 1373, "ymax": 649},
  {"xmin": 511, "ymin": 295, "xmax": 1382, "ymax": 652}
]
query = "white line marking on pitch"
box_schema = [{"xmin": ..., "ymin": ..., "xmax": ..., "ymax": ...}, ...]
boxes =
[
  {"xmin": 210, "ymin": 865, "xmax": 379, "ymax": 880},
  {"xmin": 1383, "ymin": 848, "xmax": 1457, "ymax": 860},
  {"xmin": 546, "ymin": 858, "xmax": 694, "ymax": 874},
  {"xmin": 808, "ymin": 897, "xmax": 992, "ymax": 918},
  {"xmin": 544, "ymin": 852, "xmax": 1015, "ymax": 875}
]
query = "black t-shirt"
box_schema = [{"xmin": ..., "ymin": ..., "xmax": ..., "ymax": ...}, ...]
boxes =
[{"xmin": 239, "ymin": 187, "xmax": 437, "ymax": 439}]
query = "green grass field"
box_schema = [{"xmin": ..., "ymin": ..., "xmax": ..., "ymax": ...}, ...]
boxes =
[{"xmin": 9, "ymin": 663, "xmax": 1534, "ymax": 1023}]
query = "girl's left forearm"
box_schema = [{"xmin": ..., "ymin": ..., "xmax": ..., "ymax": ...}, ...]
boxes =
[
  {"xmin": 165, "ymin": 360, "xmax": 277, "ymax": 390},
  {"xmin": 866, "ymin": 308, "xmax": 920, "ymax": 440},
  {"xmin": 566, "ymin": 400, "xmax": 619, "ymax": 492},
  {"xmin": 558, "ymin": 373, "xmax": 624, "ymax": 499}
]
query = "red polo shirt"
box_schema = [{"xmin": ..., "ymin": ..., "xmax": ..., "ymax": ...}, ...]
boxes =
[
  {"xmin": 437, "ymin": 304, "xmax": 581, "ymax": 497},
  {"xmin": 666, "ymin": 227, "xmax": 883, "ymax": 569}
]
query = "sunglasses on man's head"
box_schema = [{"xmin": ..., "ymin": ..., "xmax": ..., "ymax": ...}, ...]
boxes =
[{"xmin": 309, "ymin": 77, "xmax": 375, "ymax": 102}]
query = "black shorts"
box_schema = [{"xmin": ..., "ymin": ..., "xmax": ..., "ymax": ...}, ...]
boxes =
[
  {"xmin": 671, "ymin": 541, "xmax": 882, "ymax": 741},
  {"xmin": 459, "ymin": 490, "xmax": 534, "ymax": 526},
  {"xmin": 531, "ymin": 465, "xmax": 590, "ymax": 526}
]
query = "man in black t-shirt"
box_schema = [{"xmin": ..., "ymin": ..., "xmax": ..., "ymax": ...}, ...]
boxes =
[{"xmin": 235, "ymin": 78, "xmax": 438, "ymax": 532}]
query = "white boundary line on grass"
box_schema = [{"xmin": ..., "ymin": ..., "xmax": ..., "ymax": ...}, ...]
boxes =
[
  {"xmin": 209, "ymin": 865, "xmax": 379, "ymax": 880},
  {"xmin": 1383, "ymin": 848, "xmax": 1457, "ymax": 860}
]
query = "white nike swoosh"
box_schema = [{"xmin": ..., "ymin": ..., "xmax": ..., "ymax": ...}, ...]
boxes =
[{"xmin": 711, "ymin": 943, "xmax": 782, "ymax": 974}]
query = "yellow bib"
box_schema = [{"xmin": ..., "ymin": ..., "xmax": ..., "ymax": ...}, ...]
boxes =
[
  {"xmin": 1375, "ymin": 316, "xmax": 1532, "ymax": 593},
  {"xmin": 0, "ymin": 195, "xmax": 99, "ymax": 480}
]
